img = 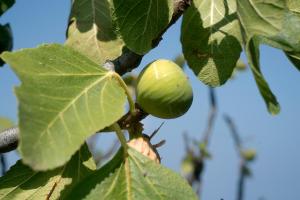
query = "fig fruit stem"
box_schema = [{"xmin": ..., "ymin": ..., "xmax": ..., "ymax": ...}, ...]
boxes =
[
  {"xmin": 113, "ymin": 72, "xmax": 135, "ymax": 115},
  {"xmin": 111, "ymin": 123, "xmax": 128, "ymax": 154}
]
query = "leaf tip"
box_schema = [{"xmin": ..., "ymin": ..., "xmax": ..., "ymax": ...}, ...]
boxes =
[
  {"xmin": 0, "ymin": 50, "xmax": 11, "ymax": 61},
  {"xmin": 268, "ymin": 102, "xmax": 281, "ymax": 115}
]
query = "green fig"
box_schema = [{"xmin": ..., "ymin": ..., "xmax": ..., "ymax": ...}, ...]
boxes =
[
  {"xmin": 241, "ymin": 149, "xmax": 256, "ymax": 162},
  {"xmin": 136, "ymin": 59, "xmax": 193, "ymax": 119}
]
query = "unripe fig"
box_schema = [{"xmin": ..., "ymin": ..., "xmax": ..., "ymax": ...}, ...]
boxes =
[
  {"xmin": 241, "ymin": 149, "xmax": 256, "ymax": 162},
  {"xmin": 136, "ymin": 59, "xmax": 193, "ymax": 119}
]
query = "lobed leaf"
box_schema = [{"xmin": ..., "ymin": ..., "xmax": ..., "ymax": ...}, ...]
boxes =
[
  {"xmin": 0, "ymin": 144, "xmax": 96, "ymax": 200},
  {"xmin": 66, "ymin": 148, "xmax": 198, "ymax": 200},
  {"xmin": 1, "ymin": 44, "xmax": 127, "ymax": 170},
  {"xmin": 236, "ymin": 0, "xmax": 300, "ymax": 114},
  {"xmin": 237, "ymin": 0, "xmax": 300, "ymax": 51},
  {"xmin": 65, "ymin": 148, "xmax": 124, "ymax": 199},
  {"xmin": 181, "ymin": 0, "xmax": 242, "ymax": 87}
]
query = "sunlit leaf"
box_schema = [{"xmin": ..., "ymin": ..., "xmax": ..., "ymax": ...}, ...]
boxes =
[
  {"xmin": 112, "ymin": 0, "xmax": 173, "ymax": 54},
  {"xmin": 245, "ymin": 38, "xmax": 280, "ymax": 114},
  {"xmin": 1, "ymin": 44, "xmax": 127, "ymax": 170},
  {"xmin": 0, "ymin": 144, "xmax": 95, "ymax": 200},
  {"xmin": 181, "ymin": 0, "xmax": 242, "ymax": 86},
  {"xmin": 236, "ymin": 0, "xmax": 300, "ymax": 114},
  {"xmin": 66, "ymin": 0, "xmax": 125, "ymax": 64},
  {"xmin": 287, "ymin": 0, "xmax": 300, "ymax": 13},
  {"xmin": 66, "ymin": 148, "xmax": 198, "ymax": 200},
  {"xmin": 65, "ymin": 148, "xmax": 124, "ymax": 199}
]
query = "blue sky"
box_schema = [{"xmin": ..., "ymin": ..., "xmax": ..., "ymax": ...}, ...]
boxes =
[{"xmin": 1, "ymin": 1, "xmax": 300, "ymax": 200}]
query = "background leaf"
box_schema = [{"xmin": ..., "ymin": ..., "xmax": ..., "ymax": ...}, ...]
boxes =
[
  {"xmin": 181, "ymin": 0, "xmax": 242, "ymax": 86},
  {"xmin": 0, "ymin": 144, "xmax": 96, "ymax": 200},
  {"xmin": 112, "ymin": 0, "xmax": 173, "ymax": 54},
  {"xmin": 72, "ymin": 148, "xmax": 198, "ymax": 200},
  {"xmin": 65, "ymin": 148, "xmax": 124, "ymax": 199},
  {"xmin": 0, "ymin": 24, "xmax": 13, "ymax": 66},
  {"xmin": 66, "ymin": 0, "xmax": 125, "ymax": 64},
  {"xmin": 0, "ymin": 0, "xmax": 15, "ymax": 16},
  {"xmin": 245, "ymin": 38, "xmax": 280, "ymax": 114},
  {"xmin": 1, "ymin": 44, "xmax": 127, "ymax": 170},
  {"xmin": 66, "ymin": 0, "xmax": 174, "ymax": 61},
  {"xmin": 236, "ymin": 0, "xmax": 300, "ymax": 114}
]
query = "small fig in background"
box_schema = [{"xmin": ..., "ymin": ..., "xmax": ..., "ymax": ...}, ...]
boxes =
[
  {"xmin": 241, "ymin": 149, "xmax": 256, "ymax": 162},
  {"xmin": 136, "ymin": 59, "xmax": 193, "ymax": 119}
]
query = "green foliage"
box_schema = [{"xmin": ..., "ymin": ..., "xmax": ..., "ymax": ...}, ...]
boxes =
[
  {"xmin": 181, "ymin": 0, "xmax": 242, "ymax": 87},
  {"xmin": 1, "ymin": 0, "xmax": 300, "ymax": 198},
  {"xmin": 286, "ymin": 52, "xmax": 300, "ymax": 71},
  {"xmin": 236, "ymin": 0, "xmax": 300, "ymax": 114},
  {"xmin": 67, "ymin": 148, "xmax": 198, "ymax": 200},
  {"xmin": 66, "ymin": 0, "xmax": 173, "ymax": 64},
  {"xmin": 0, "ymin": 144, "xmax": 96, "ymax": 200},
  {"xmin": 112, "ymin": 0, "xmax": 173, "ymax": 54},
  {"xmin": 66, "ymin": 0, "xmax": 125, "ymax": 64},
  {"xmin": 0, "ymin": 0, "xmax": 14, "ymax": 16},
  {"xmin": 244, "ymin": 39, "xmax": 280, "ymax": 114},
  {"xmin": 0, "ymin": 24, "xmax": 12, "ymax": 66},
  {"xmin": 181, "ymin": 0, "xmax": 300, "ymax": 114},
  {"xmin": 1, "ymin": 44, "xmax": 127, "ymax": 170},
  {"xmin": 65, "ymin": 147, "xmax": 124, "ymax": 199},
  {"xmin": 0, "ymin": 0, "xmax": 14, "ymax": 66}
]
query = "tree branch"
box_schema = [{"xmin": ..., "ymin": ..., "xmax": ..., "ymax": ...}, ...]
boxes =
[
  {"xmin": 201, "ymin": 87, "xmax": 217, "ymax": 146},
  {"xmin": 223, "ymin": 115, "xmax": 242, "ymax": 154},
  {"xmin": 195, "ymin": 87, "xmax": 217, "ymax": 195},
  {"xmin": 223, "ymin": 115, "xmax": 246, "ymax": 200},
  {"xmin": 0, "ymin": 127, "xmax": 19, "ymax": 153},
  {"xmin": 0, "ymin": 0, "xmax": 191, "ymax": 153}
]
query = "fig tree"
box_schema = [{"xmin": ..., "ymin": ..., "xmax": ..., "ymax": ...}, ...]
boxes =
[{"xmin": 136, "ymin": 59, "xmax": 193, "ymax": 119}]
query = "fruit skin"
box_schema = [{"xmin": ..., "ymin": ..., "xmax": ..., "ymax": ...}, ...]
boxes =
[
  {"xmin": 127, "ymin": 136, "xmax": 160, "ymax": 164},
  {"xmin": 136, "ymin": 59, "xmax": 193, "ymax": 119}
]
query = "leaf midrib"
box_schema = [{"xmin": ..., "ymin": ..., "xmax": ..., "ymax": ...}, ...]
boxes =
[
  {"xmin": 31, "ymin": 73, "xmax": 111, "ymax": 150},
  {"xmin": 130, "ymin": 154, "xmax": 163, "ymax": 200}
]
